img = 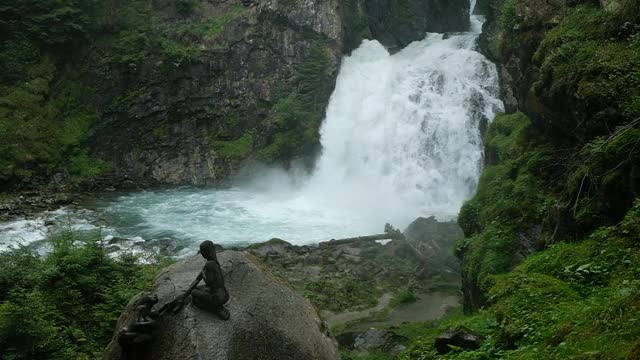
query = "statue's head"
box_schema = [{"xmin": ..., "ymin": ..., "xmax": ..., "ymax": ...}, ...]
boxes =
[{"xmin": 199, "ymin": 240, "xmax": 218, "ymax": 261}]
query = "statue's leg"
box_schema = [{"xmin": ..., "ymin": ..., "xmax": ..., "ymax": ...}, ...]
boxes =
[
  {"xmin": 211, "ymin": 288, "xmax": 230, "ymax": 320},
  {"xmin": 192, "ymin": 288, "xmax": 230, "ymax": 320},
  {"xmin": 191, "ymin": 288, "xmax": 215, "ymax": 311}
]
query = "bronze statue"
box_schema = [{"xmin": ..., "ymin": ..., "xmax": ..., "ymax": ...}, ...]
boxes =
[
  {"xmin": 117, "ymin": 294, "xmax": 160, "ymax": 359},
  {"xmin": 168, "ymin": 241, "xmax": 230, "ymax": 320}
]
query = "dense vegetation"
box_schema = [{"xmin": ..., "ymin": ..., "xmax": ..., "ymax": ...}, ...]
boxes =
[
  {"xmin": 0, "ymin": 0, "xmax": 334, "ymax": 189},
  {"xmin": 0, "ymin": 232, "xmax": 169, "ymax": 359},
  {"xmin": 365, "ymin": 1, "xmax": 640, "ymax": 359},
  {"xmin": 0, "ymin": 0, "xmax": 108, "ymax": 187},
  {"xmin": 344, "ymin": 1, "xmax": 639, "ymax": 358}
]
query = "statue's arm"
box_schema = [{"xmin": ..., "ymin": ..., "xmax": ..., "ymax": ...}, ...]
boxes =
[
  {"xmin": 184, "ymin": 271, "xmax": 204, "ymax": 296},
  {"xmin": 165, "ymin": 271, "xmax": 203, "ymax": 313}
]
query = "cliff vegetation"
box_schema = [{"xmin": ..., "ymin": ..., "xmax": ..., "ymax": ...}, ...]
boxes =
[{"xmin": 392, "ymin": 0, "xmax": 640, "ymax": 358}]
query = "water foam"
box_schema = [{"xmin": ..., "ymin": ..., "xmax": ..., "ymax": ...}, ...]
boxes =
[
  {"xmin": 295, "ymin": 7, "xmax": 503, "ymax": 228},
  {"xmin": 0, "ymin": 4, "xmax": 503, "ymax": 252}
]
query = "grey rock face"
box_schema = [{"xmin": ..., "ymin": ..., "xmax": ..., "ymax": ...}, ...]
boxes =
[
  {"xmin": 403, "ymin": 216, "xmax": 464, "ymax": 276},
  {"xmin": 337, "ymin": 329, "xmax": 409, "ymax": 356},
  {"xmin": 104, "ymin": 251, "xmax": 339, "ymax": 360},
  {"xmin": 87, "ymin": 0, "xmax": 472, "ymax": 187},
  {"xmin": 355, "ymin": 0, "xmax": 470, "ymax": 52}
]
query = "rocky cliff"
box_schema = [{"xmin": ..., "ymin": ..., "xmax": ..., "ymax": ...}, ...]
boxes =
[
  {"xmin": 89, "ymin": 0, "xmax": 471, "ymax": 187},
  {"xmin": 104, "ymin": 251, "xmax": 340, "ymax": 360},
  {"xmin": 0, "ymin": 0, "xmax": 470, "ymax": 190}
]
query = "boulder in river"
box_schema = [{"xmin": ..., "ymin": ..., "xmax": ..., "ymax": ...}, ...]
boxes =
[{"xmin": 104, "ymin": 251, "xmax": 339, "ymax": 360}]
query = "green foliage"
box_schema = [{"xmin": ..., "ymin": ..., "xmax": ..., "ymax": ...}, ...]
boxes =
[
  {"xmin": 390, "ymin": 288, "xmax": 418, "ymax": 308},
  {"xmin": 0, "ymin": 57, "xmax": 106, "ymax": 186},
  {"xmin": 341, "ymin": 350, "xmax": 395, "ymax": 360},
  {"xmin": 403, "ymin": 202, "xmax": 640, "ymax": 359},
  {"xmin": 499, "ymin": 0, "xmax": 518, "ymax": 41},
  {"xmin": 259, "ymin": 43, "xmax": 335, "ymax": 161},
  {"xmin": 258, "ymin": 93, "xmax": 324, "ymax": 161},
  {"xmin": 535, "ymin": 4, "xmax": 640, "ymax": 134},
  {"xmin": 0, "ymin": 0, "xmax": 95, "ymax": 49},
  {"xmin": 304, "ymin": 278, "xmax": 379, "ymax": 312},
  {"xmin": 401, "ymin": 310, "xmax": 498, "ymax": 359},
  {"xmin": 69, "ymin": 151, "xmax": 111, "ymax": 183},
  {"xmin": 0, "ymin": 231, "xmax": 170, "ymax": 359},
  {"xmin": 566, "ymin": 121, "xmax": 640, "ymax": 229},
  {"xmin": 206, "ymin": 5, "xmax": 247, "ymax": 38},
  {"xmin": 457, "ymin": 113, "xmax": 555, "ymax": 298},
  {"xmin": 212, "ymin": 130, "xmax": 255, "ymax": 160},
  {"xmin": 176, "ymin": 0, "xmax": 201, "ymax": 16}
]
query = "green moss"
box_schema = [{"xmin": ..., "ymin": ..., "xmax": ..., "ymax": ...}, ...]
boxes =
[
  {"xmin": 402, "ymin": 202, "xmax": 640, "ymax": 359},
  {"xmin": 0, "ymin": 58, "xmax": 105, "ymax": 185},
  {"xmin": 499, "ymin": 0, "xmax": 518, "ymax": 40},
  {"xmin": 152, "ymin": 123, "xmax": 170, "ymax": 141},
  {"xmin": 258, "ymin": 43, "xmax": 335, "ymax": 162},
  {"xmin": 303, "ymin": 278, "xmax": 380, "ymax": 312},
  {"xmin": 535, "ymin": 5, "xmax": 640, "ymax": 130},
  {"xmin": 212, "ymin": 130, "xmax": 254, "ymax": 160},
  {"xmin": 485, "ymin": 112, "xmax": 531, "ymax": 161},
  {"xmin": 245, "ymin": 238, "xmax": 290, "ymax": 250},
  {"xmin": 69, "ymin": 151, "xmax": 111, "ymax": 183},
  {"xmin": 457, "ymin": 113, "xmax": 557, "ymax": 307},
  {"xmin": 206, "ymin": 5, "xmax": 247, "ymax": 38},
  {"xmin": 390, "ymin": 288, "xmax": 418, "ymax": 308},
  {"xmin": 176, "ymin": 0, "xmax": 201, "ymax": 16}
]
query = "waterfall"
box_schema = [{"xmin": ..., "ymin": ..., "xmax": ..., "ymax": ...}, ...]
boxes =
[
  {"xmin": 296, "ymin": 2, "xmax": 504, "ymax": 228},
  {"xmin": 0, "ymin": 1, "xmax": 505, "ymax": 251}
]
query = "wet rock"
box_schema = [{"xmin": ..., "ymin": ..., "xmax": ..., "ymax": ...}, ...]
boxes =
[
  {"xmin": 403, "ymin": 216, "xmax": 464, "ymax": 276},
  {"xmin": 303, "ymin": 254, "xmax": 322, "ymax": 265},
  {"xmin": 104, "ymin": 251, "xmax": 339, "ymax": 360},
  {"xmin": 246, "ymin": 238, "xmax": 292, "ymax": 259},
  {"xmin": 338, "ymin": 329, "xmax": 409, "ymax": 356},
  {"xmin": 435, "ymin": 327, "xmax": 483, "ymax": 354}
]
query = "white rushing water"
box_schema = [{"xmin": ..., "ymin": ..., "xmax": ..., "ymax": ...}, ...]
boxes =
[
  {"xmin": 296, "ymin": 11, "xmax": 502, "ymax": 227},
  {"xmin": 0, "ymin": 4, "xmax": 503, "ymax": 254}
]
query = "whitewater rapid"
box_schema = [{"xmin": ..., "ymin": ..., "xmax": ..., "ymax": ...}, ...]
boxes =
[
  {"xmin": 0, "ymin": 6, "xmax": 503, "ymax": 253},
  {"xmin": 297, "ymin": 17, "xmax": 503, "ymax": 227}
]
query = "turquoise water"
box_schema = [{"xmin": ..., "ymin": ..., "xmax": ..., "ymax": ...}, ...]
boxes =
[{"xmin": 90, "ymin": 186, "xmax": 376, "ymax": 254}]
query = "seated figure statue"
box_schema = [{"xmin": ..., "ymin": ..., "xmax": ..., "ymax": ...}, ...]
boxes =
[
  {"xmin": 168, "ymin": 240, "xmax": 230, "ymax": 320},
  {"xmin": 117, "ymin": 294, "xmax": 160, "ymax": 359}
]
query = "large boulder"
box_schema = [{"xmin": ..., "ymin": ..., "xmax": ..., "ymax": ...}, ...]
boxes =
[
  {"xmin": 402, "ymin": 216, "xmax": 464, "ymax": 276},
  {"xmin": 104, "ymin": 251, "xmax": 339, "ymax": 360}
]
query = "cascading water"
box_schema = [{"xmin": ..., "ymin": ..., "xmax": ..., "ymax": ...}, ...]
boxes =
[
  {"xmin": 296, "ymin": 11, "xmax": 503, "ymax": 227},
  {"xmin": 0, "ymin": 2, "xmax": 503, "ymax": 252}
]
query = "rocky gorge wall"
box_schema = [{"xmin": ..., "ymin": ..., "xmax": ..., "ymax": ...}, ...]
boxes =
[
  {"xmin": 0, "ymin": 0, "xmax": 470, "ymax": 190},
  {"xmin": 458, "ymin": 0, "xmax": 640, "ymax": 310},
  {"xmin": 89, "ymin": 0, "xmax": 471, "ymax": 187}
]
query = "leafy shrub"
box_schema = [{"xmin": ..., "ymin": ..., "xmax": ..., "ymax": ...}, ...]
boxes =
[
  {"xmin": 176, "ymin": 0, "xmax": 200, "ymax": 16},
  {"xmin": 259, "ymin": 43, "xmax": 335, "ymax": 161},
  {"xmin": 0, "ymin": 232, "xmax": 169, "ymax": 359}
]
